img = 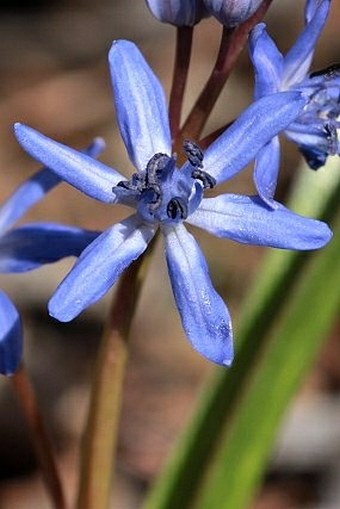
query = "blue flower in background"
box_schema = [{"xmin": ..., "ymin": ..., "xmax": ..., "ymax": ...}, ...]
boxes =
[
  {"xmin": 145, "ymin": 0, "xmax": 209, "ymax": 26},
  {"xmin": 15, "ymin": 40, "xmax": 332, "ymax": 366},
  {"xmin": 203, "ymin": 0, "xmax": 263, "ymax": 27},
  {"xmin": 0, "ymin": 139, "xmax": 103, "ymax": 375},
  {"xmin": 249, "ymin": 0, "xmax": 340, "ymax": 206}
]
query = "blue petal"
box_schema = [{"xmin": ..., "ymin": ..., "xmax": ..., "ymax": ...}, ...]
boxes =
[
  {"xmin": 305, "ymin": 0, "xmax": 321, "ymax": 22},
  {"xmin": 249, "ymin": 23, "xmax": 283, "ymax": 98},
  {"xmin": 146, "ymin": 0, "xmax": 208, "ymax": 26},
  {"xmin": 0, "ymin": 291, "xmax": 22, "ymax": 375},
  {"xmin": 49, "ymin": 215, "xmax": 156, "ymax": 322},
  {"xmin": 204, "ymin": 0, "xmax": 262, "ymax": 27},
  {"xmin": 253, "ymin": 136, "xmax": 281, "ymax": 208},
  {"xmin": 108, "ymin": 40, "xmax": 171, "ymax": 172},
  {"xmin": 282, "ymin": 0, "xmax": 331, "ymax": 87},
  {"xmin": 164, "ymin": 223, "xmax": 233, "ymax": 366},
  {"xmin": 14, "ymin": 123, "xmax": 124, "ymax": 203},
  {"xmin": 0, "ymin": 138, "xmax": 105, "ymax": 234},
  {"xmin": 187, "ymin": 194, "xmax": 332, "ymax": 249},
  {"xmin": 0, "ymin": 223, "xmax": 99, "ymax": 273},
  {"xmin": 200, "ymin": 91, "xmax": 306, "ymax": 184}
]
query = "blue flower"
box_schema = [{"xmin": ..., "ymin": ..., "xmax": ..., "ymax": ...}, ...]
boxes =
[
  {"xmin": 145, "ymin": 0, "xmax": 209, "ymax": 26},
  {"xmin": 0, "ymin": 139, "xmax": 103, "ymax": 375},
  {"xmin": 203, "ymin": 0, "xmax": 263, "ymax": 27},
  {"xmin": 249, "ymin": 0, "xmax": 340, "ymax": 206},
  {"xmin": 14, "ymin": 40, "xmax": 332, "ymax": 366}
]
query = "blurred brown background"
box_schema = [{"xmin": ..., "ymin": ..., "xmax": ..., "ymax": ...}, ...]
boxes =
[{"xmin": 0, "ymin": 1, "xmax": 339, "ymax": 507}]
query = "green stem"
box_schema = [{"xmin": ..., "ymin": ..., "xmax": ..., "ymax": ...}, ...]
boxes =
[
  {"xmin": 196, "ymin": 212, "xmax": 340, "ymax": 509},
  {"xmin": 142, "ymin": 164, "xmax": 340, "ymax": 509},
  {"xmin": 10, "ymin": 364, "xmax": 67, "ymax": 509},
  {"xmin": 77, "ymin": 237, "xmax": 157, "ymax": 509}
]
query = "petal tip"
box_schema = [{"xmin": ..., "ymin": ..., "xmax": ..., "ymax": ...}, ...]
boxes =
[
  {"xmin": 48, "ymin": 302, "xmax": 74, "ymax": 323},
  {"xmin": 222, "ymin": 357, "xmax": 234, "ymax": 368}
]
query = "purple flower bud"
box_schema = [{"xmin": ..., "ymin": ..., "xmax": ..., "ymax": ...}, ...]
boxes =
[
  {"xmin": 145, "ymin": 0, "xmax": 209, "ymax": 26},
  {"xmin": 203, "ymin": 0, "xmax": 263, "ymax": 26}
]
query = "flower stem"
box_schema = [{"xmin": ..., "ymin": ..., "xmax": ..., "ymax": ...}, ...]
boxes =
[
  {"xmin": 77, "ymin": 237, "xmax": 157, "ymax": 509},
  {"xmin": 169, "ymin": 26, "xmax": 194, "ymax": 140},
  {"xmin": 10, "ymin": 364, "xmax": 67, "ymax": 509},
  {"xmin": 179, "ymin": 0, "xmax": 274, "ymax": 142}
]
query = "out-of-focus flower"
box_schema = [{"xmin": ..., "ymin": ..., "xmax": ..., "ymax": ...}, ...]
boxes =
[
  {"xmin": 14, "ymin": 40, "xmax": 332, "ymax": 366},
  {"xmin": 249, "ymin": 0, "xmax": 339, "ymax": 206},
  {"xmin": 0, "ymin": 140, "xmax": 103, "ymax": 374},
  {"xmin": 145, "ymin": 0, "xmax": 209, "ymax": 26},
  {"xmin": 203, "ymin": 0, "xmax": 263, "ymax": 27}
]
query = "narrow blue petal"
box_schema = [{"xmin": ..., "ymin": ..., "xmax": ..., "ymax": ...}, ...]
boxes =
[
  {"xmin": 305, "ymin": 0, "xmax": 321, "ymax": 22},
  {"xmin": 0, "ymin": 138, "xmax": 105, "ymax": 234},
  {"xmin": 253, "ymin": 136, "xmax": 281, "ymax": 208},
  {"xmin": 49, "ymin": 215, "xmax": 156, "ymax": 322},
  {"xmin": 187, "ymin": 194, "xmax": 332, "ymax": 250},
  {"xmin": 109, "ymin": 40, "xmax": 171, "ymax": 172},
  {"xmin": 282, "ymin": 0, "xmax": 331, "ymax": 87},
  {"xmin": 164, "ymin": 224, "xmax": 233, "ymax": 366},
  {"xmin": 200, "ymin": 92, "xmax": 306, "ymax": 185},
  {"xmin": 14, "ymin": 123, "xmax": 124, "ymax": 203},
  {"xmin": 0, "ymin": 223, "xmax": 99, "ymax": 273},
  {"xmin": 249, "ymin": 23, "xmax": 283, "ymax": 99},
  {"xmin": 0, "ymin": 291, "xmax": 22, "ymax": 375}
]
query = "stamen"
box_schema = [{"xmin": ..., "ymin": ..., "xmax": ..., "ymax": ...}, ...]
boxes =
[
  {"xmin": 167, "ymin": 197, "xmax": 188, "ymax": 220},
  {"xmin": 323, "ymin": 122, "xmax": 338, "ymax": 155},
  {"xmin": 146, "ymin": 153, "xmax": 172, "ymax": 184},
  {"xmin": 115, "ymin": 181, "xmax": 131, "ymax": 190},
  {"xmin": 113, "ymin": 172, "xmax": 144, "ymax": 194},
  {"xmin": 310, "ymin": 63, "xmax": 340, "ymax": 80},
  {"xmin": 183, "ymin": 139, "xmax": 204, "ymax": 168},
  {"xmin": 191, "ymin": 169, "xmax": 216, "ymax": 189},
  {"xmin": 143, "ymin": 184, "xmax": 162, "ymax": 211}
]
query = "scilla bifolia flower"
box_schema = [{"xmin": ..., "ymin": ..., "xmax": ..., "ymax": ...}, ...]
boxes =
[
  {"xmin": 249, "ymin": 0, "xmax": 339, "ymax": 206},
  {"xmin": 145, "ymin": 0, "xmax": 209, "ymax": 26},
  {"xmin": 0, "ymin": 140, "xmax": 103, "ymax": 374},
  {"xmin": 14, "ymin": 40, "xmax": 331, "ymax": 366},
  {"xmin": 203, "ymin": 0, "xmax": 264, "ymax": 27}
]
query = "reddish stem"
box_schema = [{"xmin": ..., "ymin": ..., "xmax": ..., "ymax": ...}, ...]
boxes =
[
  {"xmin": 179, "ymin": 0, "xmax": 274, "ymax": 143},
  {"xmin": 169, "ymin": 26, "xmax": 194, "ymax": 140},
  {"xmin": 10, "ymin": 364, "xmax": 67, "ymax": 509},
  {"xmin": 198, "ymin": 122, "xmax": 232, "ymax": 150}
]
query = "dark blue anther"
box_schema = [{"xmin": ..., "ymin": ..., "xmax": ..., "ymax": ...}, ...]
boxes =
[
  {"xmin": 310, "ymin": 63, "xmax": 340, "ymax": 80},
  {"xmin": 146, "ymin": 153, "xmax": 172, "ymax": 184},
  {"xmin": 183, "ymin": 139, "xmax": 204, "ymax": 168},
  {"xmin": 142, "ymin": 184, "xmax": 162, "ymax": 210},
  {"xmin": 191, "ymin": 169, "xmax": 216, "ymax": 189},
  {"xmin": 114, "ymin": 172, "xmax": 144, "ymax": 194},
  {"xmin": 167, "ymin": 197, "xmax": 188, "ymax": 220}
]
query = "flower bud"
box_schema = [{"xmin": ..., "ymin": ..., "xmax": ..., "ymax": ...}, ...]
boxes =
[
  {"xmin": 203, "ymin": 0, "xmax": 264, "ymax": 27},
  {"xmin": 145, "ymin": 0, "xmax": 209, "ymax": 26}
]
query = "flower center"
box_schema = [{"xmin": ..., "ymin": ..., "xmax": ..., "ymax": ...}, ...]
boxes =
[{"xmin": 113, "ymin": 140, "xmax": 216, "ymax": 225}]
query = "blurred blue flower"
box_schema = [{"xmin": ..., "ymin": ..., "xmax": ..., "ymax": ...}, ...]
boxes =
[
  {"xmin": 14, "ymin": 40, "xmax": 332, "ymax": 366},
  {"xmin": 249, "ymin": 0, "xmax": 340, "ymax": 206},
  {"xmin": 203, "ymin": 0, "xmax": 263, "ymax": 27},
  {"xmin": 145, "ymin": 0, "xmax": 209, "ymax": 26},
  {"xmin": 0, "ymin": 140, "xmax": 103, "ymax": 375}
]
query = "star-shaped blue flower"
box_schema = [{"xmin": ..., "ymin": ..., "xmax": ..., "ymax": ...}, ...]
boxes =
[
  {"xmin": 0, "ymin": 139, "xmax": 103, "ymax": 375},
  {"xmin": 249, "ymin": 0, "xmax": 340, "ymax": 206},
  {"xmin": 14, "ymin": 40, "xmax": 332, "ymax": 366}
]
